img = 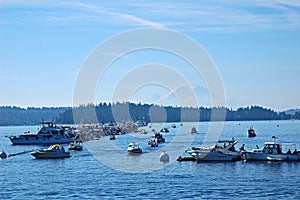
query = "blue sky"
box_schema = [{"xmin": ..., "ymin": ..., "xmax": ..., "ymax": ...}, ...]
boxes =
[{"xmin": 1, "ymin": 0, "xmax": 300, "ymax": 111}]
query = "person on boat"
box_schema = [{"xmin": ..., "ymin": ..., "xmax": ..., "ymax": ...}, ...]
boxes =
[
  {"xmin": 277, "ymin": 146, "xmax": 282, "ymax": 154},
  {"xmin": 61, "ymin": 146, "xmax": 65, "ymax": 152},
  {"xmin": 293, "ymin": 149, "xmax": 298, "ymax": 154},
  {"xmin": 240, "ymin": 144, "xmax": 245, "ymax": 151},
  {"xmin": 287, "ymin": 149, "xmax": 292, "ymax": 154}
]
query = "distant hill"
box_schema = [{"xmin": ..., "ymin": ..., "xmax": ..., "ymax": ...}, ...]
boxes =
[{"xmin": 285, "ymin": 109, "xmax": 300, "ymax": 115}]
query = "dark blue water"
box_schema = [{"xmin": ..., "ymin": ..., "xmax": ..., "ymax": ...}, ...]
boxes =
[{"xmin": 1, "ymin": 121, "xmax": 300, "ymax": 199}]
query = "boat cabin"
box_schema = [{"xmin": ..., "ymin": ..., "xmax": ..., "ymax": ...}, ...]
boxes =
[{"xmin": 253, "ymin": 142, "xmax": 282, "ymax": 154}]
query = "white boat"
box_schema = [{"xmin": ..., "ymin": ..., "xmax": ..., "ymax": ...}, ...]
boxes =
[
  {"xmin": 9, "ymin": 121, "xmax": 76, "ymax": 145},
  {"xmin": 127, "ymin": 142, "xmax": 142, "ymax": 154},
  {"xmin": 31, "ymin": 144, "xmax": 71, "ymax": 159},
  {"xmin": 186, "ymin": 139, "xmax": 241, "ymax": 161},
  {"xmin": 242, "ymin": 136, "xmax": 300, "ymax": 161}
]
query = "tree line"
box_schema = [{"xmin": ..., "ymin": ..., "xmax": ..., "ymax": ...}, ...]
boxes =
[
  {"xmin": 0, "ymin": 103, "xmax": 298, "ymax": 126},
  {"xmin": 55, "ymin": 102, "xmax": 297, "ymax": 124},
  {"xmin": 0, "ymin": 106, "xmax": 67, "ymax": 126}
]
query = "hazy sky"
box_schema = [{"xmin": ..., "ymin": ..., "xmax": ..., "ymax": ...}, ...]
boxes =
[{"xmin": 1, "ymin": 0, "xmax": 300, "ymax": 111}]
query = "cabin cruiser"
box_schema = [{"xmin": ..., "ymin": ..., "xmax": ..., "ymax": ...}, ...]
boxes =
[
  {"xmin": 247, "ymin": 126, "xmax": 256, "ymax": 137},
  {"xmin": 242, "ymin": 136, "xmax": 300, "ymax": 161},
  {"xmin": 9, "ymin": 121, "xmax": 76, "ymax": 145},
  {"xmin": 127, "ymin": 142, "xmax": 142, "ymax": 154},
  {"xmin": 186, "ymin": 139, "xmax": 242, "ymax": 161},
  {"xmin": 31, "ymin": 144, "xmax": 71, "ymax": 159}
]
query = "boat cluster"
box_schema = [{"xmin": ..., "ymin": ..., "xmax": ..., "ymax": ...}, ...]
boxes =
[
  {"xmin": 2, "ymin": 121, "xmax": 84, "ymax": 159},
  {"xmin": 127, "ymin": 128, "xmax": 168, "ymax": 154},
  {"xmin": 180, "ymin": 136, "xmax": 300, "ymax": 162},
  {"xmin": 75, "ymin": 121, "xmax": 138, "ymax": 141},
  {"xmin": 3, "ymin": 121, "xmax": 300, "ymax": 163},
  {"xmin": 2, "ymin": 120, "xmax": 167, "ymax": 159}
]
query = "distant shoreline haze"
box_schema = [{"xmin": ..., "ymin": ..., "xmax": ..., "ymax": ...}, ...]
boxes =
[{"xmin": 0, "ymin": 103, "xmax": 299, "ymax": 126}]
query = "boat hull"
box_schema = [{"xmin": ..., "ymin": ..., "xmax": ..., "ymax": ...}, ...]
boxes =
[
  {"xmin": 68, "ymin": 145, "xmax": 83, "ymax": 151},
  {"xmin": 242, "ymin": 152, "xmax": 299, "ymax": 161},
  {"xmin": 195, "ymin": 151, "xmax": 241, "ymax": 161},
  {"xmin": 9, "ymin": 135, "xmax": 73, "ymax": 145},
  {"xmin": 31, "ymin": 151, "xmax": 71, "ymax": 159},
  {"xmin": 127, "ymin": 149, "xmax": 142, "ymax": 154}
]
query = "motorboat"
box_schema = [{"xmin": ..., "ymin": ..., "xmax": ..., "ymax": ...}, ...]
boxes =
[
  {"xmin": 242, "ymin": 136, "xmax": 300, "ymax": 161},
  {"xmin": 109, "ymin": 134, "xmax": 116, "ymax": 140},
  {"xmin": 127, "ymin": 142, "xmax": 142, "ymax": 154},
  {"xmin": 0, "ymin": 150, "xmax": 7, "ymax": 159},
  {"xmin": 31, "ymin": 144, "xmax": 71, "ymax": 159},
  {"xmin": 68, "ymin": 141, "xmax": 83, "ymax": 151},
  {"xmin": 160, "ymin": 128, "xmax": 169, "ymax": 133},
  {"xmin": 9, "ymin": 121, "xmax": 76, "ymax": 145},
  {"xmin": 148, "ymin": 138, "xmax": 158, "ymax": 147},
  {"xmin": 135, "ymin": 118, "xmax": 148, "ymax": 127},
  {"xmin": 152, "ymin": 132, "xmax": 165, "ymax": 143},
  {"xmin": 186, "ymin": 139, "xmax": 242, "ymax": 161},
  {"xmin": 148, "ymin": 132, "xmax": 165, "ymax": 147},
  {"xmin": 247, "ymin": 126, "xmax": 256, "ymax": 137}
]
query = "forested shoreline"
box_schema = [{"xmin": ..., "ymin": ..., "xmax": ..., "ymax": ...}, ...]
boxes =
[{"xmin": 0, "ymin": 103, "xmax": 299, "ymax": 126}]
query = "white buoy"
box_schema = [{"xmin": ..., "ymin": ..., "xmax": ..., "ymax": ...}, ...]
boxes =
[{"xmin": 159, "ymin": 150, "xmax": 170, "ymax": 163}]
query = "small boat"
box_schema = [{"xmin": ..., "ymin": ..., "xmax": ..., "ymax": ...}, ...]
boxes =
[
  {"xmin": 140, "ymin": 129, "xmax": 148, "ymax": 134},
  {"xmin": 31, "ymin": 144, "xmax": 71, "ymax": 159},
  {"xmin": 135, "ymin": 118, "xmax": 148, "ymax": 127},
  {"xmin": 191, "ymin": 127, "xmax": 197, "ymax": 134},
  {"xmin": 127, "ymin": 142, "xmax": 142, "ymax": 154},
  {"xmin": 0, "ymin": 150, "xmax": 7, "ymax": 159},
  {"xmin": 152, "ymin": 132, "xmax": 165, "ymax": 143},
  {"xmin": 186, "ymin": 139, "xmax": 241, "ymax": 161},
  {"xmin": 242, "ymin": 136, "xmax": 300, "ymax": 161},
  {"xmin": 148, "ymin": 132, "xmax": 165, "ymax": 147},
  {"xmin": 148, "ymin": 138, "xmax": 158, "ymax": 147},
  {"xmin": 171, "ymin": 124, "xmax": 176, "ymax": 128},
  {"xmin": 9, "ymin": 121, "xmax": 76, "ymax": 145},
  {"xmin": 160, "ymin": 128, "xmax": 169, "ymax": 133},
  {"xmin": 109, "ymin": 134, "xmax": 116, "ymax": 140},
  {"xmin": 247, "ymin": 126, "xmax": 256, "ymax": 137},
  {"xmin": 68, "ymin": 141, "xmax": 83, "ymax": 151}
]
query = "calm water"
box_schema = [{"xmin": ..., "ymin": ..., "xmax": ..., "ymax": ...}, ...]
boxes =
[{"xmin": 1, "ymin": 120, "xmax": 300, "ymax": 199}]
